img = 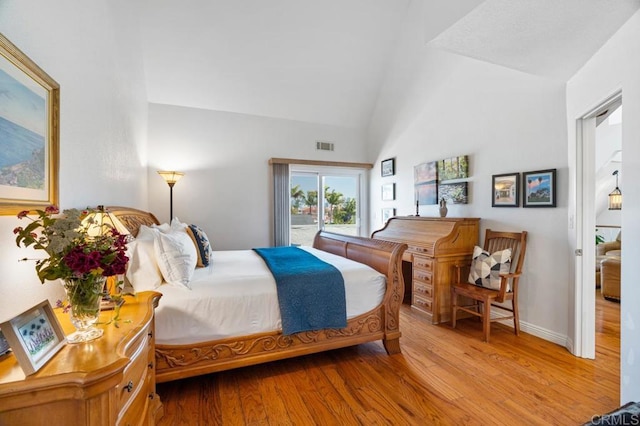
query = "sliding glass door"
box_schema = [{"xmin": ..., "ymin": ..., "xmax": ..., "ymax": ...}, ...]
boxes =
[{"xmin": 290, "ymin": 169, "xmax": 361, "ymax": 246}]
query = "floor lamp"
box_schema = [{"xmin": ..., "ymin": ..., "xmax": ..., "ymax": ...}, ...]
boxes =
[{"xmin": 157, "ymin": 171, "xmax": 185, "ymax": 221}]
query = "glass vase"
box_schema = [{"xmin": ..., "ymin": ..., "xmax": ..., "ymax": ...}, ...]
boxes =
[{"xmin": 62, "ymin": 276, "xmax": 106, "ymax": 343}]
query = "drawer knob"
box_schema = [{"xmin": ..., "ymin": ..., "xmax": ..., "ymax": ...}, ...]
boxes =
[
  {"xmin": 125, "ymin": 380, "xmax": 134, "ymax": 392},
  {"xmin": 149, "ymin": 393, "xmax": 155, "ymax": 400},
  {"xmin": 148, "ymin": 362, "xmax": 154, "ymax": 369},
  {"xmin": 148, "ymin": 331, "xmax": 153, "ymax": 338}
]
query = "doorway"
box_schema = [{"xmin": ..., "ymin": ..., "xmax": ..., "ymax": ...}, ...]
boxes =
[{"xmin": 575, "ymin": 91, "xmax": 622, "ymax": 358}]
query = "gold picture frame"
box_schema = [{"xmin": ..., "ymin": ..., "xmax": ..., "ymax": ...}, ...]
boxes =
[
  {"xmin": 0, "ymin": 32, "xmax": 59, "ymax": 215},
  {"xmin": 0, "ymin": 300, "xmax": 66, "ymax": 375}
]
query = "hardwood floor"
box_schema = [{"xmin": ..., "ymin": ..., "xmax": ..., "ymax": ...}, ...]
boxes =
[{"xmin": 157, "ymin": 291, "xmax": 620, "ymax": 425}]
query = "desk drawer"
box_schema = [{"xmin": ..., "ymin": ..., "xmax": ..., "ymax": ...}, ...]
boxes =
[
  {"xmin": 413, "ymin": 269, "xmax": 432, "ymax": 284},
  {"xmin": 412, "ymin": 295, "xmax": 432, "ymax": 313},
  {"xmin": 413, "ymin": 281, "xmax": 433, "ymax": 299},
  {"xmin": 413, "ymin": 256, "xmax": 433, "ymax": 272}
]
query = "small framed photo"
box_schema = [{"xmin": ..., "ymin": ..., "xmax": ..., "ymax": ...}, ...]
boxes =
[
  {"xmin": 523, "ymin": 169, "xmax": 556, "ymax": 207},
  {"xmin": 382, "ymin": 183, "xmax": 395, "ymax": 201},
  {"xmin": 0, "ymin": 300, "xmax": 66, "ymax": 375},
  {"xmin": 492, "ymin": 173, "xmax": 520, "ymax": 207},
  {"xmin": 381, "ymin": 158, "xmax": 395, "ymax": 177},
  {"xmin": 381, "ymin": 207, "xmax": 396, "ymax": 224}
]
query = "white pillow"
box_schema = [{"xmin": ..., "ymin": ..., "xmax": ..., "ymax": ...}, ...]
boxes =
[
  {"xmin": 170, "ymin": 217, "xmax": 188, "ymax": 231},
  {"xmin": 154, "ymin": 229, "xmax": 198, "ymax": 289},
  {"xmin": 152, "ymin": 222, "xmax": 171, "ymax": 233},
  {"xmin": 125, "ymin": 229, "xmax": 163, "ymax": 292}
]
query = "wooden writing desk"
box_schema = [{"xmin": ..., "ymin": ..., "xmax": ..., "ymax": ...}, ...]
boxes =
[{"xmin": 372, "ymin": 216, "xmax": 480, "ymax": 324}]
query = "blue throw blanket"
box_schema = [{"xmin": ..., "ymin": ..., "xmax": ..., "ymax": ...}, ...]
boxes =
[{"xmin": 252, "ymin": 246, "xmax": 347, "ymax": 335}]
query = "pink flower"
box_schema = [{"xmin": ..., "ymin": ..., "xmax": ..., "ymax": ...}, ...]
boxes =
[
  {"xmin": 44, "ymin": 206, "xmax": 59, "ymax": 214},
  {"xmin": 13, "ymin": 226, "xmax": 23, "ymax": 234},
  {"xmin": 17, "ymin": 210, "xmax": 29, "ymax": 219}
]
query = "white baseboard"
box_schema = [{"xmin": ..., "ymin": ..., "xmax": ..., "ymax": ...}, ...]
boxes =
[{"xmin": 491, "ymin": 312, "xmax": 569, "ymax": 347}]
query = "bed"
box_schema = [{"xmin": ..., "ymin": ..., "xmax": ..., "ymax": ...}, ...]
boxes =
[{"xmin": 108, "ymin": 206, "xmax": 407, "ymax": 383}]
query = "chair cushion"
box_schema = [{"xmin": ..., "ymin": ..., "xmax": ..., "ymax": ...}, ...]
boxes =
[{"xmin": 468, "ymin": 245, "xmax": 512, "ymax": 290}]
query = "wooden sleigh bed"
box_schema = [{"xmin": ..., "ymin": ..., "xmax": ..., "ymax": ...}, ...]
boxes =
[{"xmin": 109, "ymin": 206, "xmax": 407, "ymax": 383}]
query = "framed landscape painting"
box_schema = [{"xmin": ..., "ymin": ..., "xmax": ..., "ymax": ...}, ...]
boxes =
[
  {"xmin": 437, "ymin": 155, "xmax": 469, "ymax": 181},
  {"xmin": 0, "ymin": 33, "xmax": 59, "ymax": 215},
  {"xmin": 438, "ymin": 182, "xmax": 468, "ymax": 204},
  {"xmin": 523, "ymin": 169, "xmax": 556, "ymax": 207},
  {"xmin": 414, "ymin": 161, "xmax": 438, "ymax": 205}
]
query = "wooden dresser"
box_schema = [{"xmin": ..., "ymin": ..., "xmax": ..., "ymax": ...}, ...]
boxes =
[
  {"xmin": 372, "ymin": 217, "xmax": 480, "ymax": 324},
  {"xmin": 0, "ymin": 291, "xmax": 163, "ymax": 426}
]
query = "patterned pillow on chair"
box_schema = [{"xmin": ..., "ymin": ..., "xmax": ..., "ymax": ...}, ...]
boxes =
[{"xmin": 467, "ymin": 245, "xmax": 512, "ymax": 290}]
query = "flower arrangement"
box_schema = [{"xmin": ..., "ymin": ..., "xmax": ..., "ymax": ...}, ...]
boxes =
[
  {"xmin": 14, "ymin": 206, "xmax": 130, "ymax": 338},
  {"xmin": 14, "ymin": 206, "xmax": 129, "ymax": 284}
]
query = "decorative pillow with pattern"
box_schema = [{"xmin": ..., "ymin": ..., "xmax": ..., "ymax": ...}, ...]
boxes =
[
  {"xmin": 467, "ymin": 245, "xmax": 512, "ymax": 290},
  {"xmin": 186, "ymin": 224, "xmax": 212, "ymax": 267}
]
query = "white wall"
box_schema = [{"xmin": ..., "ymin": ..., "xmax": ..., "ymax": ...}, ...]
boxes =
[
  {"xmin": 367, "ymin": 1, "xmax": 570, "ymax": 343},
  {"xmin": 567, "ymin": 9, "xmax": 640, "ymax": 404},
  {"xmin": 0, "ymin": 1, "xmax": 148, "ymax": 321},
  {"xmin": 147, "ymin": 103, "xmax": 368, "ymax": 250}
]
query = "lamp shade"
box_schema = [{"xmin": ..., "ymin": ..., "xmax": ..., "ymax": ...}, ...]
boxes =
[
  {"xmin": 608, "ymin": 188, "xmax": 622, "ymax": 210},
  {"xmin": 608, "ymin": 170, "xmax": 622, "ymax": 210},
  {"xmin": 157, "ymin": 171, "xmax": 184, "ymax": 186},
  {"xmin": 81, "ymin": 207, "xmax": 130, "ymax": 237}
]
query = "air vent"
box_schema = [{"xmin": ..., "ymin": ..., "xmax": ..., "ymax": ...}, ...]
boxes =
[{"xmin": 316, "ymin": 141, "xmax": 334, "ymax": 151}]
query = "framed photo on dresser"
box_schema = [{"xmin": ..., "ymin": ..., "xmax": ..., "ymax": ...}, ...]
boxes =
[{"xmin": 0, "ymin": 300, "xmax": 66, "ymax": 375}]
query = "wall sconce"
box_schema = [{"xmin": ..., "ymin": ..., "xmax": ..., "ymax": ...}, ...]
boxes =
[
  {"xmin": 157, "ymin": 171, "xmax": 185, "ymax": 220},
  {"xmin": 608, "ymin": 170, "xmax": 622, "ymax": 210}
]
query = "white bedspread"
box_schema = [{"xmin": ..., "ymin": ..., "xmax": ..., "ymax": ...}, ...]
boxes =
[{"xmin": 153, "ymin": 246, "xmax": 386, "ymax": 345}]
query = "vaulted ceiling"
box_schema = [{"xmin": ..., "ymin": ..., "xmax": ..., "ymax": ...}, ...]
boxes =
[{"xmin": 139, "ymin": 0, "xmax": 640, "ymax": 129}]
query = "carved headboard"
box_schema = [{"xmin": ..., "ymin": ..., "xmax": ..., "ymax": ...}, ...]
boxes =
[{"xmin": 106, "ymin": 206, "xmax": 160, "ymax": 237}]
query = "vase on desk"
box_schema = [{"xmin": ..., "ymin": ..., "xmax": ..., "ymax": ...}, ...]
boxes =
[
  {"xmin": 62, "ymin": 276, "xmax": 105, "ymax": 343},
  {"xmin": 439, "ymin": 198, "xmax": 448, "ymax": 218}
]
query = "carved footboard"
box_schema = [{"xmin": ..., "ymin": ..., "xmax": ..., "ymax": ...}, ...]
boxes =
[{"xmin": 107, "ymin": 207, "xmax": 408, "ymax": 383}]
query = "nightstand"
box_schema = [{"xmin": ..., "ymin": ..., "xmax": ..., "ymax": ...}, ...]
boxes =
[{"xmin": 0, "ymin": 291, "xmax": 163, "ymax": 425}]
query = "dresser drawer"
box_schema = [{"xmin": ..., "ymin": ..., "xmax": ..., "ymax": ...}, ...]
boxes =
[
  {"xmin": 118, "ymin": 374, "xmax": 152, "ymax": 426},
  {"xmin": 119, "ymin": 334, "xmax": 151, "ymax": 412},
  {"xmin": 125, "ymin": 324, "xmax": 151, "ymax": 358},
  {"xmin": 412, "ymin": 295, "xmax": 432, "ymax": 313},
  {"xmin": 413, "ymin": 281, "xmax": 433, "ymax": 299},
  {"xmin": 413, "ymin": 256, "xmax": 433, "ymax": 272}
]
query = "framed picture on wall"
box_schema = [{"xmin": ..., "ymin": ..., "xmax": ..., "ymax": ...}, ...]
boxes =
[
  {"xmin": 0, "ymin": 300, "xmax": 66, "ymax": 375},
  {"xmin": 0, "ymin": 34, "xmax": 60, "ymax": 215},
  {"xmin": 439, "ymin": 182, "xmax": 468, "ymax": 204},
  {"xmin": 523, "ymin": 169, "xmax": 556, "ymax": 207},
  {"xmin": 381, "ymin": 158, "xmax": 395, "ymax": 177},
  {"xmin": 381, "ymin": 207, "xmax": 396, "ymax": 224},
  {"xmin": 492, "ymin": 173, "xmax": 520, "ymax": 207},
  {"xmin": 382, "ymin": 183, "xmax": 395, "ymax": 201}
]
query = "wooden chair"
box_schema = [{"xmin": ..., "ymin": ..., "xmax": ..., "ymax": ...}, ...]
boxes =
[{"xmin": 450, "ymin": 229, "xmax": 528, "ymax": 342}]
